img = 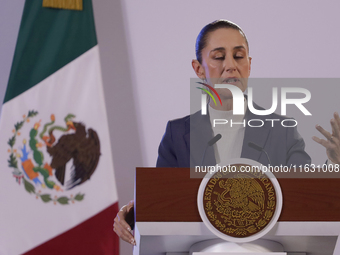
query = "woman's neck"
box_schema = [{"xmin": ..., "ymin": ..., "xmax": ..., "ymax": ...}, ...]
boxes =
[{"xmin": 209, "ymin": 98, "xmax": 234, "ymax": 111}]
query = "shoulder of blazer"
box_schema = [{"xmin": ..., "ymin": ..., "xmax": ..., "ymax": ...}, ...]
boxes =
[
  {"xmin": 167, "ymin": 110, "xmax": 210, "ymax": 134},
  {"xmin": 246, "ymin": 101, "xmax": 294, "ymax": 122}
]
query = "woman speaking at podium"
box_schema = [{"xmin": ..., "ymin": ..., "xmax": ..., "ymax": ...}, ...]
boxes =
[{"xmin": 113, "ymin": 19, "xmax": 340, "ymax": 246}]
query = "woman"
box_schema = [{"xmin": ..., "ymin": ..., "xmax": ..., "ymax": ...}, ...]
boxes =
[
  {"xmin": 156, "ymin": 20, "xmax": 311, "ymax": 168},
  {"xmin": 114, "ymin": 19, "xmax": 340, "ymax": 246}
]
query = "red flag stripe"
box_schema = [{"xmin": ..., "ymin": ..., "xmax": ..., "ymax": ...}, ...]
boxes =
[{"xmin": 23, "ymin": 202, "xmax": 119, "ymax": 255}]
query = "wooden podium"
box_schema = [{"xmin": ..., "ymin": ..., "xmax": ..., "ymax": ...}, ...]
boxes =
[{"xmin": 133, "ymin": 168, "xmax": 340, "ymax": 255}]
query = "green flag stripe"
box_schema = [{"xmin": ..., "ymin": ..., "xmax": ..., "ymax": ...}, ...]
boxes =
[{"xmin": 4, "ymin": 0, "xmax": 97, "ymax": 103}]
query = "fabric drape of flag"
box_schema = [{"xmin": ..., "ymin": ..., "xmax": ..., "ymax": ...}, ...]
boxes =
[{"xmin": 0, "ymin": 0, "xmax": 119, "ymax": 254}]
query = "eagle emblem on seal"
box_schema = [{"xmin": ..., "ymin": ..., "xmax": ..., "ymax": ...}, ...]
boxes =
[
  {"xmin": 216, "ymin": 174, "xmax": 265, "ymax": 215},
  {"xmin": 204, "ymin": 170, "xmax": 276, "ymax": 237}
]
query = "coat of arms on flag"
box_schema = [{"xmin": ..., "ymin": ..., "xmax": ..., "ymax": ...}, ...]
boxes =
[{"xmin": 9, "ymin": 111, "xmax": 101, "ymax": 205}]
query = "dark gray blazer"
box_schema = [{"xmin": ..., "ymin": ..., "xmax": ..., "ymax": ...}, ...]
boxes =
[{"xmin": 156, "ymin": 104, "xmax": 311, "ymax": 167}]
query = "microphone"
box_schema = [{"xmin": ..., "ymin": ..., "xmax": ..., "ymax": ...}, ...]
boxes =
[
  {"xmin": 208, "ymin": 134, "xmax": 222, "ymax": 146},
  {"xmin": 248, "ymin": 142, "xmax": 272, "ymax": 166},
  {"xmin": 201, "ymin": 134, "xmax": 222, "ymax": 166}
]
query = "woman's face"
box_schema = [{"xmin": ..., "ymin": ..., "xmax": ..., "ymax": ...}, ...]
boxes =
[{"xmin": 198, "ymin": 28, "xmax": 251, "ymax": 99}]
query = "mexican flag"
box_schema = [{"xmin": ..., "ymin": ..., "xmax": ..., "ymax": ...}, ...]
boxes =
[{"xmin": 0, "ymin": 0, "xmax": 119, "ymax": 254}]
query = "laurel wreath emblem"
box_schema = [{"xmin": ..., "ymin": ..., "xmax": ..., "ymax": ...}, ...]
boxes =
[{"xmin": 8, "ymin": 110, "xmax": 85, "ymax": 205}]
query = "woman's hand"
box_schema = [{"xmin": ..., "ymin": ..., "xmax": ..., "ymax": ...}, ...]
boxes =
[
  {"xmin": 313, "ymin": 112, "xmax": 340, "ymax": 164},
  {"xmin": 113, "ymin": 200, "xmax": 136, "ymax": 246}
]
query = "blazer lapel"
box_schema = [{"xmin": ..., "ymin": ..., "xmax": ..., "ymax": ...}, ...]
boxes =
[
  {"xmin": 184, "ymin": 111, "xmax": 216, "ymax": 166},
  {"xmin": 241, "ymin": 105, "xmax": 271, "ymax": 162}
]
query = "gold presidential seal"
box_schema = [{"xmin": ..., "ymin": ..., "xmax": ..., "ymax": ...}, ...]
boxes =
[{"xmin": 203, "ymin": 164, "xmax": 276, "ymax": 238}]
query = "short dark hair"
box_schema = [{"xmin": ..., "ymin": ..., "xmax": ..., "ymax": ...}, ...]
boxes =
[{"xmin": 195, "ymin": 20, "xmax": 249, "ymax": 63}]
